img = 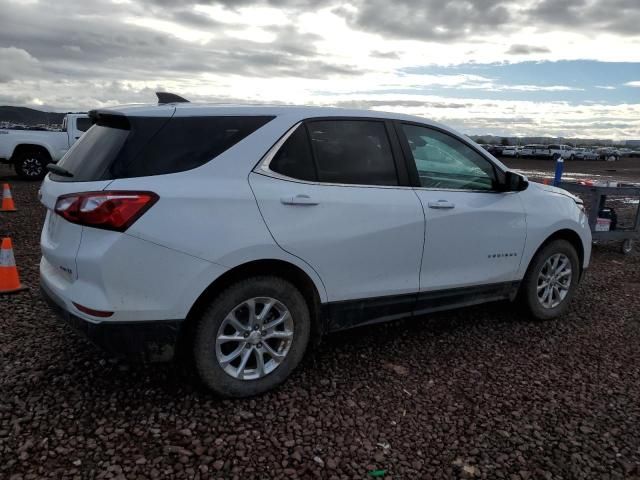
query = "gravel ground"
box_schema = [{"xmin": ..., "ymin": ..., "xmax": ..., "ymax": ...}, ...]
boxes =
[
  {"xmin": 501, "ymin": 157, "xmax": 640, "ymax": 184},
  {"xmin": 1, "ymin": 164, "xmax": 640, "ymax": 480}
]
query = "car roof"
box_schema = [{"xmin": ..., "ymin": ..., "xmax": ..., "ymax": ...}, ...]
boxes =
[{"xmin": 95, "ymin": 102, "xmax": 450, "ymax": 129}]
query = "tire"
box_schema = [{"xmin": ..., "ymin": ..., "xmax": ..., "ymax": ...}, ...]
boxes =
[
  {"xmin": 520, "ymin": 239, "xmax": 580, "ymax": 320},
  {"xmin": 193, "ymin": 276, "xmax": 311, "ymax": 397},
  {"xmin": 13, "ymin": 150, "xmax": 50, "ymax": 180}
]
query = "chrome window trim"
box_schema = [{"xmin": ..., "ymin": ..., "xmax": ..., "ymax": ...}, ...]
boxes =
[
  {"xmin": 254, "ymin": 120, "xmax": 512, "ymax": 194},
  {"xmin": 257, "ymin": 121, "xmax": 302, "ymax": 178}
]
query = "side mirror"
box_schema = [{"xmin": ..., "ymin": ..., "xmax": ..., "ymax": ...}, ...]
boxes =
[{"xmin": 503, "ymin": 171, "xmax": 529, "ymax": 192}]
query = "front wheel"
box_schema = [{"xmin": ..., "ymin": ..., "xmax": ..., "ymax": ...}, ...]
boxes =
[
  {"xmin": 193, "ymin": 276, "xmax": 311, "ymax": 397},
  {"xmin": 520, "ymin": 240, "xmax": 580, "ymax": 320}
]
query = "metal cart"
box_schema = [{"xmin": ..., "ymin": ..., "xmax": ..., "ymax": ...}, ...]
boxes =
[{"xmin": 559, "ymin": 182, "xmax": 640, "ymax": 255}]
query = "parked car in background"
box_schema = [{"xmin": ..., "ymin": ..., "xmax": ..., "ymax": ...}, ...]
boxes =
[
  {"xmin": 39, "ymin": 103, "xmax": 592, "ymax": 397},
  {"xmin": 618, "ymin": 148, "xmax": 634, "ymax": 158},
  {"xmin": 548, "ymin": 144, "xmax": 575, "ymax": 160},
  {"xmin": 519, "ymin": 144, "xmax": 545, "ymax": 158},
  {"xmin": 485, "ymin": 144, "xmax": 504, "ymax": 156},
  {"xmin": 0, "ymin": 113, "xmax": 90, "ymax": 180},
  {"xmin": 596, "ymin": 148, "xmax": 619, "ymax": 161},
  {"xmin": 573, "ymin": 148, "xmax": 599, "ymax": 161},
  {"xmin": 501, "ymin": 146, "xmax": 521, "ymax": 157},
  {"xmin": 519, "ymin": 144, "xmax": 574, "ymax": 160}
]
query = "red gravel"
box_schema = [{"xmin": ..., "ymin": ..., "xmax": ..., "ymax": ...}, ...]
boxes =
[{"xmin": 1, "ymin": 164, "xmax": 639, "ymax": 479}]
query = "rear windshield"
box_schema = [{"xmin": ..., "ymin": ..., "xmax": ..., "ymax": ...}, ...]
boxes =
[{"xmin": 50, "ymin": 115, "xmax": 274, "ymax": 182}]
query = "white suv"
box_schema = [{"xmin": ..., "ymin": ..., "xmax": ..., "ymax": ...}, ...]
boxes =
[{"xmin": 40, "ymin": 103, "xmax": 592, "ymax": 397}]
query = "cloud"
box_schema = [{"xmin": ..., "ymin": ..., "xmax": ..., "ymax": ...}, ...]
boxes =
[
  {"xmin": 493, "ymin": 85, "xmax": 582, "ymax": 92},
  {"xmin": 0, "ymin": 47, "xmax": 42, "ymax": 82},
  {"xmin": 527, "ymin": 0, "xmax": 640, "ymax": 36},
  {"xmin": 506, "ymin": 44, "xmax": 551, "ymax": 55},
  {"xmin": 341, "ymin": 0, "xmax": 514, "ymax": 41},
  {"xmin": 0, "ymin": 0, "xmax": 638, "ymax": 139},
  {"xmin": 370, "ymin": 50, "xmax": 401, "ymax": 60},
  {"xmin": 0, "ymin": 0, "xmax": 360, "ymax": 82},
  {"xmin": 625, "ymin": 81, "xmax": 640, "ymax": 87}
]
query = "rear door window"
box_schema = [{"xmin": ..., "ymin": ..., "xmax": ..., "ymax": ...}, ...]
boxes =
[
  {"xmin": 51, "ymin": 115, "xmax": 274, "ymax": 182},
  {"xmin": 268, "ymin": 125, "xmax": 317, "ymax": 182},
  {"xmin": 306, "ymin": 120, "xmax": 398, "ymax": 186},
  {"xmin": 75, "ymin": 117, "xmax": 93, "ymax": 132}
]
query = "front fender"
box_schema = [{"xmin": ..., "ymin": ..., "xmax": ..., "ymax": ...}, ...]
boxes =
[{"xmin": 518, "ymin": 187, "xmax": 592, "ymax": 275}]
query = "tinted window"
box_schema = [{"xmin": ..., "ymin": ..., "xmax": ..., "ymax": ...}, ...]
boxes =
[
  {"xmin": 52, "ymin": 125, "xmax": 130, "ymax": 181},
  {"xmin": 269, "ymin": 125, "xmax": 316, "ymax": 181},
  {"xmin": 401, "ymin": 124, "xmax": 497, "ymax": 191},
  {"xmin": 76, "ymin": 117, "xmax": 93, "ymax": 132},
  {"xmin": 307, "ymin": 120, "xmax": 398, "ymax": 186},
  {"xmin": 115, "ymin": 116, "xmax": 273, "ymax": 178},
  {"xmin": 52, "ymin": 115, "xmax": 274, "ymax": 182}
]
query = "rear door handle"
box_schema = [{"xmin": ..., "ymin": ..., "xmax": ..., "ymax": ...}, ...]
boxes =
[
  {"xmin": 280, "ymin": 194, "xmax": 319, "ymax": 206},
  {"xmin": 428, "ymin": 200, "xmax": 455, "ymax": 209}
]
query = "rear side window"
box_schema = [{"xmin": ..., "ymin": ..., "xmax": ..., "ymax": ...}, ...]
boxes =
[
  {"xmin": 268, "ymin": 125, "xmax": 317, "ymax": 182},
  {"xmin": 307, "ymin": 120, "xmax": 398, "ymax": 186},
  {"xmin": 52, "ymin": 115, "xmax": 274, "ymax": 182},
  {"xmin": 76, "ymin": 117, "xmax": 93, "ymax": 132}
]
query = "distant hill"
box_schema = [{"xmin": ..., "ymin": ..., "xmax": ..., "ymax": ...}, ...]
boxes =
[{"xmin": 0, "ymin": 106, "xmax": 66, "ymax": 126}]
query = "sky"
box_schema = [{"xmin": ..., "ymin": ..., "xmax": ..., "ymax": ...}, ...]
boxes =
[{"xmin": 0, "ymin": 0, "xmax": 639, "ymax": 139}]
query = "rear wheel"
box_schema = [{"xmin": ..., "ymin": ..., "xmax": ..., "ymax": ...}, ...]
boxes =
[
  {"xmin": 13, "ymin": 150, "xmax": 50, "ymax": 180},
  {"xmin": 520, "ymin": 239, "xmax": 580, "ymax": 320},
  {"xmin": 193, "ymin": 276, "xmax": 310, "ymax": 397}
]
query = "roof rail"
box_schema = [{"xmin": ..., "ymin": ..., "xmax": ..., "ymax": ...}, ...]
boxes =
[{"xmin": 156, "ymin": 92, "xmax": 190, "ymax": 104}]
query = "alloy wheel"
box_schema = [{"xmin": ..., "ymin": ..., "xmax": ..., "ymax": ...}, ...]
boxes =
[
  {"xmin": 215, "ymin": 297, "xmax": 294, "ymax": 380},
  {"xmin": 536, "ymin": 253, "xmax": 572, "ymax": 309},
  {"xmin": 22, "ymin": 158, "xmax": 44, "ymax": 178}
]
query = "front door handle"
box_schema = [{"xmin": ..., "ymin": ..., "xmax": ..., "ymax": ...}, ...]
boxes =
[
  {"xmin": 281, "ymin": 194, "xmax": 319, "ymax": 206},
  {"xmin": 428, "ymin": 200, "xmax": 455, "ymax": 209}
]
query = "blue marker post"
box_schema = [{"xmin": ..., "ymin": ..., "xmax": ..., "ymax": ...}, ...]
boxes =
[{"xmin": 553, "ymin": 157, "xmax": 564, "ymax": 186}]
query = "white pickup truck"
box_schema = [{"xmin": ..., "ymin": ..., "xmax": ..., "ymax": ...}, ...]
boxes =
[
  {"xmin": 519, "ymin": 144, "xmax": 575, "ymax": 161},
  {"xmin": 0, "ymin": 113, "xmax": 91, "ymax": 180}
]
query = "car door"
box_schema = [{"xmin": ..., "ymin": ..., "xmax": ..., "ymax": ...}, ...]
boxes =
[
  {"xmin": 394, "ymin": 122, "xmax": 527, "ymax": 309},
  {"xmin": 249, "ymin": 118, "xmax": 425, "ymax": 329}
]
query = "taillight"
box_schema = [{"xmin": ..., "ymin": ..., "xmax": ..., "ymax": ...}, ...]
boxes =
[{"xmin": 54, "ymin": 191, "xmax": 159, "ymax": 232}]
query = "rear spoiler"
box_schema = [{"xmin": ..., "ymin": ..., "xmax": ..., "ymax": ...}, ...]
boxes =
[
  {"xmin": 88, "ymin": 110, "xmax": 130, "ymax": 130},
  {"xmin": 86, "ymin": 92, "xmax": 189, "ymax": 128}
]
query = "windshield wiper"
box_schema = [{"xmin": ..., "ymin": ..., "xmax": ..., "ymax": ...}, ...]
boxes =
[{"xmin": 46, "ymin": 164, "xmax": 74, "ymax": 178}]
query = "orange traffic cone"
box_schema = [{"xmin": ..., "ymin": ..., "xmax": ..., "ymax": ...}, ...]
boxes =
[
  {"xmin": 1, "ymin": 183, "xmax": 16, "ymax": 212},
  {"xmin": 0, "ymin": 237, "xmax": 26, "ymax": 294}
]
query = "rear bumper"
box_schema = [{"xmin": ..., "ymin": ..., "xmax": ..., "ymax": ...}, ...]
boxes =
[{"xmin": 40, "ymin": 280, "xmax": 182, "ymax": 362}]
